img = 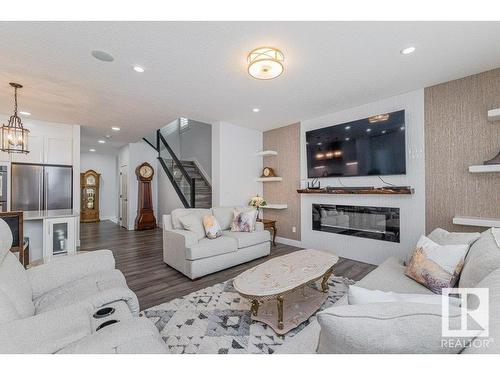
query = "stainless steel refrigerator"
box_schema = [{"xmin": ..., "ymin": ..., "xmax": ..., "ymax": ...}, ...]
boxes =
[{"xmin": 11, "ymin": 163, "xmax": 73, "ymax": 211}]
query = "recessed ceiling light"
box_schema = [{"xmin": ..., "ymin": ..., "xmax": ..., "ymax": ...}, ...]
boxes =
[
  {"xmin": 98, "ymin": 140, "xmax": 106, "ymax": 144},
  {"xmin": 400, "ymin": 126, "xmax": 405, "ymax": 131},
  {"xmin": 366, "ymin": 128, "xmax": 372, "ymax": 132},
  {"xmin": 252, "ymin": 108, "xmax": 260, "ymax": 113},
  {"xmin": 91, "ymin": 50, "xmax": 114, "ymax": 62},
  {"xmin": 400, "ymin": 46, "xmax": 416, "ymax": 55},
  {"xmin": 89, "ymin": 148, "xmax": 96, "ymax": 152},
  {"xmin": 382, "ymin": 130, "xmax": 387, "ymax": 134},
  {"xmin": 19, "ymin": 111, "xmax": 31, "ymax": 116},
  {"xmin": 345, "ymin": 137, "xmax": 350, "ymax": 141},
  {"xmin": 345, "ymin": 126, "xmax": 351, "ymax": 130},
  {"xmin": 105, "ymin": 134, "xmax": 111, "ymax": 139},
  {"xmin": 133, "ymin": 65, "xmax": 145, "ymax": 73},
  {"xmin": 111, "ymin": 127, "xmax": 120, "ymax": 131}
]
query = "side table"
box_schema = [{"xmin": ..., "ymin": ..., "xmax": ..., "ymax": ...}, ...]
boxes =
[{"xmin": 258, "ymin": 219, "xmax": 277, "ymax": 246}]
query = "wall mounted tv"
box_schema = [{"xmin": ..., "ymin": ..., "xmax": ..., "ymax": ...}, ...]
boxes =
[{"xmin": 306, "ymin": 110, "xmax": 406, "ymax": 178}]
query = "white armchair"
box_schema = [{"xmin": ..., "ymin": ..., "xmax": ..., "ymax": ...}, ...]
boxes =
[{"xmin": 0, "ymin": 218, "xmax": 166, "ymax": 354}]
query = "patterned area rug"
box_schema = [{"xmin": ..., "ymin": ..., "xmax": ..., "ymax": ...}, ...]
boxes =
[{"xmin": 141, "ymin": 276, "xmax": 354, "ymax": 354}]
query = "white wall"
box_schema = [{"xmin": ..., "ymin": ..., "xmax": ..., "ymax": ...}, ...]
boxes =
[
  {"xmin": 126, "ymin": 141, "xmax": 159, "ymax": 230},
  {"xmin": 156, "ymin": 158, "xmax": 184, "ymax": 225},
  {"xmin": 212, "ymin": 121, "xmax": 263, "ymax": 207},
  {"xmin": 80, "ymin": 152, "xmax": 118, "ymax": 222},
  {"xmin": 180, "ymin": 120, "xmax": 212, "ymax": 179},
  {"xmin": 300, "ymin": 89, "xmax": 425, "ymax": 265}
]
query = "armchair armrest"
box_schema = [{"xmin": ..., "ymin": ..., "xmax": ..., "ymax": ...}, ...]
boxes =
[
  {"xmin": 27, "ymin": 250, "xmax": 116, "ymax": 299},
  {"xmin": 0, "ymin": 302, "xmax": 93, "ymax": 353}
]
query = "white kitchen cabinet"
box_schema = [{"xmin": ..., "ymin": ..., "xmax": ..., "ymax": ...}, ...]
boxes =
[
  {"xmin": 11, "ymin": 134, "xmax": 44, "ymax": 164},
  {"xmin": 42, "ymin": 216, "xmax": 77, "ymax": 259},
  {"xmin": 0, "ymin": 150, "xmax": 9, "ymax": 162},
  {"xmin": 45, "ymin": 137, "xmax": 73, "ymax": 165}
]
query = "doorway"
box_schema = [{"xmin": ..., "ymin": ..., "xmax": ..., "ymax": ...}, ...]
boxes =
[{"xmin": 119, "ymin": 165, "xmax": 128, "ymax": 229}]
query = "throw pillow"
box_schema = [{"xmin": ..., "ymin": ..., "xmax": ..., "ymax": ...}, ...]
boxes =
[
  {"xmin": 405, "ymin": 235, "xmax": 469, "ymax": 294},
  {"xmin": 231, "ymin": 208, "xmax": 258, "ymax": 232},
  {"xmin": 202, "ymin": 215, "xmax": 222, "ymax": 240},
  {"xmin": 178, "ymin": 213, "xmax": 206, "ymax": 240},
  {"xmin": 347, "ymin": 285, "xmax": 461, "ymax": 306}
]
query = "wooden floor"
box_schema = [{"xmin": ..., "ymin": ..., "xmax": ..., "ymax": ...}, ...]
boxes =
[{"xmin": 80, "ymin": 220, "xmax": 377, "ymax": 310}]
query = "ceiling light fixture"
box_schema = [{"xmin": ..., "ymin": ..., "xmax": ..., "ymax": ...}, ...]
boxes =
[
  {"xmin": 89, "ymin": 148, "xmax": 96, "ymax": 152},
  {"xmin": 345, "ymin": 126, "xmax": 351, "ymax": 130},
  {"xmin": 19, "ymin": 111, "xmax": 31, "ymax": 116},
  {"xmin": 98, "ymin": 140, "xmax": 106, "ymax": 144},
  {"xmin": 247, "ymin": 47, "xmax": 284, "ymax": 80},
  {"xmin": 400, "ymin": 46, "xmax": 416, "ymax": 55},
  {"xmin": 91, "ymin": 50, "xmax": 114, "ymax": 62},
  {"xmin": 133, "ymin": 65, "xmax": 145, "ymax": 73},
  {"xmin": 111, "ymin": 127, "xmax": 120, "ymax": 131},
  {"xmin": 252, "ymin": 108, "xmax": 260, "ymax": 113},
  {"xmin": 1, "ymin": 83, "xmax": 30, "ymax": 154},
  {"xmin": 366, "ymin": 128, "xmax": 372, "ymax": 132}
]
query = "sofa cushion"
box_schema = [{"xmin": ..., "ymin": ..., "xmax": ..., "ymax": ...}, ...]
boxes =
[
  {"xmin": 222, "ymin": 230, "xmax": 270, "ymax": 249},
  {"xmin": 462, "ymin": 267, "xmax": 500, "ymax": 354},
  {"xmin": 185, "ymin": 236, "xmax": 237, "ymax": 261},
  {"xmin": 0, "ymin": 253, "xmax": 35, "ymax": 318},
  {"xmin": 356, "ymin": 257, "xmax": 433, "ymax": 295},
  {"xmin": 316, "ymin": 302, "xmax": 477, "ymax": 354},
  {"xmin": 0, "ymin": 288, "xmax": 20, "ymax": 323},
  {"xmin": 211, "ymin": 207, "xmax": 235, "ymax": 231},
  {"xmin": 171, "ymin": 208, "xmax": 210, "ymax": 230},
  {"xmin": 428, "ymin": 228, "xmax": 480, "ymax": 246},
  {"xmin": 459, "ymin": 229, "xmax": 500, "ymax": 288},
  {"xmin": 348, "ymin": 285, "xmax": 460, "ymax": 306},
  {"xmin": 178, "ymin": 213, "xmax": 206, "ymax": 240},
  {"xmin": 34, "ymin": 269, "xmax": 128, "ymax": 314}
]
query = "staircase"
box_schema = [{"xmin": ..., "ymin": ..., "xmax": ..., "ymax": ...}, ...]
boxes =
[
  {"xmin": 144, "ymin": 129, "xmax": 212, "ymax": 209},
  {"xmin": 173, "ymin": 161, "xmax": 212, "ymax": 208}
]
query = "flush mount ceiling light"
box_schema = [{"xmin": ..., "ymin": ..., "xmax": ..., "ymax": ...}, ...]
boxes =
[
  {"xmin": 400, "ymin": 46, "xmax": 416, "ymax": 55},
  {"xmin": 252, "ymin": 108, "xmax": 260, "ymax": 113},
  {"xmin": 247, "ymin": 47, "xmax": 284, "ymax": 80},
  {"xmin": 133, "ymin": 65, "xmax": 145, "ymax": 73},
  {"xmin": 91, "ymin": 50, "xmax": 114, "ymax": 62},
  {"xmin": 1, "ymin": 83, "xmax": 30, "ymax": 154},
  {"xmin": 111, "ymin": 127, "xmax": 120, "ymax": 131}
]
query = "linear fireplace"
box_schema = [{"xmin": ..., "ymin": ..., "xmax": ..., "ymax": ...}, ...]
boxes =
[{"xmin": 312, "ymin": 204, "xmax": 400, "ymax": 243}]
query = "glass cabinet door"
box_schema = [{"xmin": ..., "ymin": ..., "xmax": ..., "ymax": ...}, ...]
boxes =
[
  {"xmin": 44, "ymin": 217, "xmax": 76, "ymax": 259},
  {"xmin": 52, "ymin": 222, "xmax": 69, "ymax": 255}
]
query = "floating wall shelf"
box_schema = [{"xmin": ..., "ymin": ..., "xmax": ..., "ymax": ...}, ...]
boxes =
[
  {"xmin": 262, "ymin": 204, "xmax": 288, "ymax": 209},
  {"xmin": 453, "ymin": 216, "xmax": 500, "ymax": 228},
  {"xmin": 487, "ymin": 108, "xmax": 500, "ymax": 122},
  {"xmin": 297, "ymin": 186, "xmax": 414, "ymax": 195},
  {"xmin": 469, "ymin": 164, "xmax": 500, "ymax": 173},
  {"xmin": 256, "ymin": 177, "xmax": 283, "ymax": 182},
  {"xmin": 256, "ymin": 150, "xmax": 278, "ymax": 156}
]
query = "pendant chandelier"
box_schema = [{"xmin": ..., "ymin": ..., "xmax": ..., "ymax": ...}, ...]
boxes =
[{"xmin": 1, "ymin": 83, "xmax": 30, "ymax": 154}]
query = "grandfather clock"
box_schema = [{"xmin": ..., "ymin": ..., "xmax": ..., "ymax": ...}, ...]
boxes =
[
  {"xmin": 134, "ymin": 162, "xmax": 157, "ymax": 230},
  {"xmin": 80, "ymin": 170, "xmax": 100, "ymax": 223}
]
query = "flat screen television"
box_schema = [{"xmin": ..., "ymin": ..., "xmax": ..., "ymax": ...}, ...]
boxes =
[{"xmin": 306, "ymin": 110, "xmax": 406, "ymax": 178}]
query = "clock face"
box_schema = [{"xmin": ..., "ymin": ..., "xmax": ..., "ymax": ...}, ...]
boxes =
[
  {"xmin": 263, "ymin": 167, "xmax": 271, "ymax": 177},
  {"xmin": 86, "ymin": 175, "xmax": 96, "ymax": 185},
  {"xmin": 139, "ymin": 165, "xmax": 153, "ymax": 178}
]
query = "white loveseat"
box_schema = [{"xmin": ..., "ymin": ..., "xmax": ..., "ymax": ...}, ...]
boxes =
[
  {"xmin": 0, "ymin": 218, "xmax": 167, "ymax": 354},
  {"xmin": 163, "ymin": 207, "xmax": 271, "ymax": 279}
]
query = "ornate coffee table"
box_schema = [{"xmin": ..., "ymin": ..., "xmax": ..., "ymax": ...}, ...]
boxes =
[{"xmin": 233, "ymin": 249, "xmax": 339, "ymax": 335}]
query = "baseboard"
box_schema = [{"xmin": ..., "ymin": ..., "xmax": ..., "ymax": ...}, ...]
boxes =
[
  {"xmin": 275, "ymin": 236, "xmax": 302, "ymax": 248},
  {"xmin": 101, "ymin": 216, "xmax": 118, "ymax": 223}
]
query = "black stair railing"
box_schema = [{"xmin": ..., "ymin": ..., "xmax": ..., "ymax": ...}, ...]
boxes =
[{"xmin": 143, "ymin": 130, "xmax": 196, "ymax": 208}]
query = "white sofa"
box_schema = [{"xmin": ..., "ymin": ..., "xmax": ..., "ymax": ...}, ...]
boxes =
[
  {"xmin": 277, "ymin": 228, "xmax": 500, "ymax": 354},
  {"xmin": 0, "ymin": 218, "xmax": 167, "ymax": 354},
  {"xmin": 163, "ymin": 207, "xmax": 271, "ymax": 279}
]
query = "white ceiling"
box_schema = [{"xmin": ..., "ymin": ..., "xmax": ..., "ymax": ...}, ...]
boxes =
[{"xmin": 1, "ymin": 21, "xmax": 500, "ymax": 152}]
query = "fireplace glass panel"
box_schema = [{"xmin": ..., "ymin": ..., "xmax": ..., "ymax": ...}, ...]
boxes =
[{"xmin": 312, "ymin": 204, "xmax": 400, "ymax": 243}]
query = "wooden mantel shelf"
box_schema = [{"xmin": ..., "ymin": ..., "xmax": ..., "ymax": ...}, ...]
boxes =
[{"xmin": 297, "ymin": 187, "xmax": 414, "ymax": 195}]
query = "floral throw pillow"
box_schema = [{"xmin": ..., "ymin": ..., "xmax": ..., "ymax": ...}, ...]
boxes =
[
  {"xmin": 405, "ymin": 235, "xmax": 469, "ymax": 294},
  {"xmin": 202, "ymin": 215, "xmax": 222, "ymax": 239},
  {"xmin": 230, "ymin": 209, "xmax": 258, "ymax": 233}
]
